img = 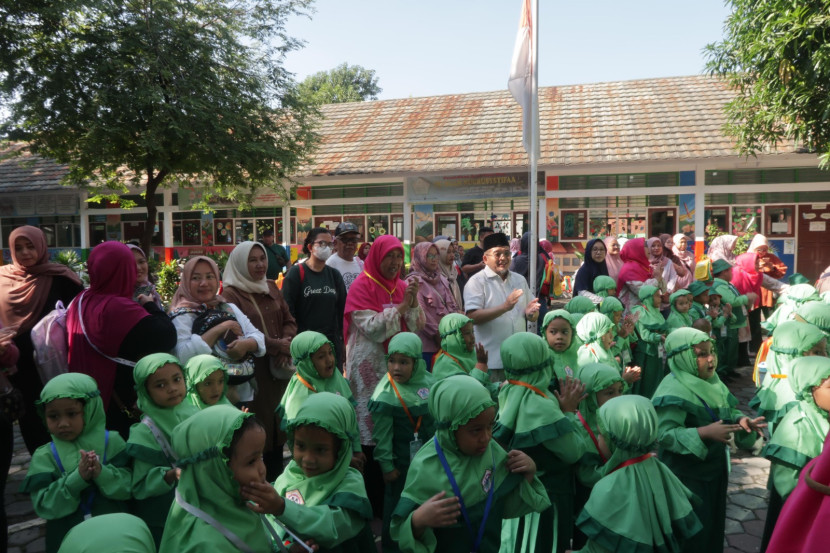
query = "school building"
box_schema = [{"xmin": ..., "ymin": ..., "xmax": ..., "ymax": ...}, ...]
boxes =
[{"xmin": 2, "ymin": 75, "xmax": 829, "ymax": 279}]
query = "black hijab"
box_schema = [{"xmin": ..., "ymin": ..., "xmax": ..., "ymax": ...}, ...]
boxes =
[{"xmin": 573, "ymin": 238, "xmax": 609, "ymax": 295}]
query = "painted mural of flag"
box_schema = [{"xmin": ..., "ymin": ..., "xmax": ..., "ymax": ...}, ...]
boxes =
[{"xmin": 508, "ymin": 0, "xmax": 539, "ymax": 157}]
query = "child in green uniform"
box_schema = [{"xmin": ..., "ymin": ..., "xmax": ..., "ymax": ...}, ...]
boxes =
[
  {"xmin": 795, "ymin": 301, "xmax": 830, "ymax": 337},
  {"xmin": 127, "ymin": 353, "xmax": 198, "ymax": 546},
  {"xmin": 494, "ymin": 332, "xmax": 588, "ymax": 553},
  {"xmin": 652, "ymin": 328, "xmax": 765, "ymax": 553},
  {"xmin": 592, "ymin": 275, "xmax": 617, "ymax": 298},
  {"xmin": 159, "ymin": 407, "xmax": 286, "ymax": 552},
  {"xmin": 666, "ymin": 290, "xmax": 694, "ymax": 333},
  {"xmin": 710, "ymin": 259, "xmax": 757, "ymax": 377},
  {"xmin": 762, "ymin": 283, "xmax": 821, "ymax": 333},
  {"xmin": 576, "ymin": 312, "xmax": 641, "ymax": 387},
  {"xmin": 369, "ymin": 332, "xmax": 436, "ymax": 553},
  {"xmin": 431, "ymin": 313, "xmax": 495, "ymax": 396},
  {"xmin": 542, "ymin": 310, "xmax": 580, "ymax": 380},
  {"xmin": 687, "ymin": 281, "xmax": 710, "ymax": 323},
  {"xmin": 565, "ymin": 296, "xmax": 596, "ymax": 325},
  {"xmin": 57, "ymin": 513, "xmax": 155, "ymax": 553},
  {"xmin": 21, "ymin": 374, "xmax": 131, "ymax": 553},
  {"xmin": 390, "ymin": 375, "xmax": 550, "ymax": 553},
  {"xmin": 574, "ymin": 395, "xmax": 702, "ymax": 553},
  {"xmin": 599, "ymin": 297, "xmax": 636, "ymax": 369},
  {"xmin": 243, "ymin": 393, "xmax": 377, "ymax": 552},
  {"xmin": 185, "ymin": 354, "xmax": 232, "ymax": 409},
  {"xmin": 630, "ymin": 285, "xmax": 667, "ymax": 398},
  {"xmin": 706, "ymin": 289, "xmax": 733, "ymax": 359},
  {"xmin": 760, "ymin": 356, "xmax": 830, "ymax": 549}
]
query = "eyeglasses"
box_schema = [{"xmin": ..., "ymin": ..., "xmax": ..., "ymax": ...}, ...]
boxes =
[
  {"xmin": 426, "ymin": 254, "xmax": 439, "ymax": 260},
  {"xmin": 487, "ymin": 250, "xmax": 511, "ymax": 259},
  {"xmin": 339, "ymin": 238, "xmax": 358, "ymax": 245},
  {"xmin": 313, "ymin": 241, "xmax": 333, "ymax": 248},
  {"xmin": 591, "ymin": 247, "xmax": 605, "ymax": 254}
]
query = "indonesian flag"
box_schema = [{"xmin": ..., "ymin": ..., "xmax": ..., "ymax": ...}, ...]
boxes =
[{"xmin": 508, "ymin": 0, "xmax": 538, "ymax": 157}]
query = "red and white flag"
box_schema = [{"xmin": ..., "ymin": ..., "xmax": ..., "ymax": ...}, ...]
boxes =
[{"xmin": 508, "ymin": 0, "xmax": 539, "ymax": 157}]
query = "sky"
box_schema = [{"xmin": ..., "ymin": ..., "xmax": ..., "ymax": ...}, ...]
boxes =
[{"xmin": 283, "ymin": 0, "xmax": 734, "ymax": 101}]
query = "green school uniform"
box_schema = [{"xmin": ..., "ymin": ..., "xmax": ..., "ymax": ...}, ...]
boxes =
[
  {"xmin": 542, "ymin": 310, "xmax": 581, "ymax": 382},
  {"xmin": 688, "ymin": 300, "xmax": 707, "ymax": 325},
  {"xmin": 127, "ymin": 353, "xmax": 198, "ymax": 547},
  {"xmin": 368, "ymin": 333, "xmax": 436, "ymax": 553},
  {"xmin": 21, "ymin": 374, "xmax": 131, "ymax": 553},
  {"xmin": 57, "ymin": 513, "xmax": 155, "ymax": 553},
  {"xmin": 710, "ymin": 277, "xmax": 750, "ymax": 376},
  {"xmin": 576, "ymin": 313, "xmax": 621, "ymax": 373},
  {"xmin": 762, "ymin": 284, "xmax": 820, "ymax": 333},
  {"xmin": 666, "ymin": 290, "xmax": 693, "ymax": 333},
  {"xmin": 652, "ymin": 329, "xmax": 757, "ymax": 553},
  {"xmin": 390, "ymin": 375, "xmax": 550, "ymax": 553},
  {"xmin": 431, "ymin": 314, "xmax": 498, "ymax": 398},
  {"xmin": 565, "ymin": 296, "xmax": 597, "ymax": 325},
  {"xmin": 273, "ymin": 393, "xmax": 376, "ymax": 552},
  {"xmin": 630, "ymin": 285, "xmax": 667, "ymax": 398},
  {"xmin": 574, "ymin": 395, "xmax": 702, "ymax": 553},
  {"xmin": 185, "ymin": 354, "xmax": 232, "ymax": 409},
  {"xmin": 592, "ymin": 276, "xmax": 617, "ymax": 298},
  {"xmin": 599, "ymin": 297, "xmax": 634, "ymax": 367},
  {"xmin": 494, "ymin": 333, "xmax": 588, "ymax": 553},
  {"xmin": 795, "ymin": 302, "xmax": 830, "ymax": 337}
]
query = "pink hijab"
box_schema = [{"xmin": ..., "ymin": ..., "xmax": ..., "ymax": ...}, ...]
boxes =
[
  {"xmin": 672, "ymin": 233, "xmax": 695, "ymax": 289},
  {"xmin": 169, "ymin": 256, "xmax": 226, "ymax": 310},
  {"xmin": 66, "ymin": 242, "xmax": 150, "ymax": 407},
  {"xmin": 708, "ymin": 235, "xmax": 738, "ymax": 263},
  {"xmin": 603, "ymin": 236, "xmax": 623, "ymax": 280},
  {"xmin": 732, "ymin": 252, "xmax": 763, "ymax": 309},
  {"xmin": 617, "ymin": 238, "xmax": 652, "ymax": 291}
]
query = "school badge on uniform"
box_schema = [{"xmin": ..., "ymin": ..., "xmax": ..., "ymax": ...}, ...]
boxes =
[
  {"xmin": 564, "ymin": 366, "xmax": 574, "ymax": 377},
  {"xmin": 481, "ymin": 469, "xmax": 493, "ymax": 493},
  {"xmin": 416, "ymin": 387, "xmax": 429, "ymax": 399},
  {"xmin": 285, "ymin": 489, "xmax": 305, "ymax": 505}
]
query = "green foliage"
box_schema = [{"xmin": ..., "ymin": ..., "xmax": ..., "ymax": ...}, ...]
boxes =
[
  {"xmin": 206, "ymin": 250, "xmax": 229, "ymax": 273},
  {"xmin": 297, "ymin": 63, "xmax": 382, "ymax": 104},
  {"xmin": 52, "ymin": 250, "xmax": 88, "ymax": 286},
  {"xmin": 705, "ymin": 224, "xmax": 726, "ymax": 242},
  {"xmin": 155, "ymin": 259, "xmax": 184, "ymax": 309},
  {"xmin": 705, "ymin": 1, "xmax": 830, "ymax": 168}
]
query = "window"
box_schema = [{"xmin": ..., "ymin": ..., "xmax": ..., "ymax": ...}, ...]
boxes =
[
  {"xmin": 765, "ymin": 205, "xmax": 795, "ymax": 237},
  {"xmin": 560, "ymin": 210, "xmax": 586, "ymax": 240}
]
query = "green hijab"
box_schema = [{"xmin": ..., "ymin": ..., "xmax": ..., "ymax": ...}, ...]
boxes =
[
  {"xmin": 279, "ymin": 331, "xmax": 354, "ymax": 421},
  {"xmin": 765, "ymin": 284, "xmax": 821, "ymax": 330},
  {"xmin": 542, "ymin": 309, "xmax": 580, "ymax": 379},
  {"xmin": 599, "ymin": 296, "xmax": 624, "ymax": 317},
  {"xmin": 275, "ymin": 393, "xmax": 371, "ymax": 516},
  {"xmin": 160, "ymin": 407, "xmax": 273, "ymax": 552},
  {"xmin": 35, "ymin": 373, "xmax": 109, "ymax": 473},
  {"xmin": 633, "ymin": 285, "xmax": 666, "ymax": 332},
  {"xmin": 576, "ymin": 396, "xmax": 701, "ymax": 551},
  {"xmin": 795, "ymin": 302, "xmax": 830, "ymax": 337},
  {"xmin": 593, "ymin": 275, "xmax": 617, "ymax": 296},
  {"xmin": 494, "ymin": 333, "xmax": 573, "ymax": 449},
  {"xmin": 369, "ymin": 332, "xmax": 435, "ymax": 416},
  {"xmin": 134, "ymin": 353, "xmax": 198, "ymax": 437},
  {"xmin": 667, "ymin": 289, "xmax": 693, "ymax": 328},
  {"xmin": 576, "ymin": 312, "xmax": 618, "ymax": 367},
  {"xmin": 185, "ymin": 354, "xmax": 232, "ymax": 409},
  {"xmin": 432, "ymin": 313, "xmax": 477, "ymax": 378},
  {"xmin": 58, "ymin": 513, "xmax": 156, "ymax": 553},
  {"xmin": 576, "ymin": 362, "xmax": 624, "ymax": 433},
  {"xmin": 565, "ymin": 296, "xmax": 596, "ymax": 316},
  {"xmin": 823, "ymin": 291, "xmax": 830, "ymax": 305}
]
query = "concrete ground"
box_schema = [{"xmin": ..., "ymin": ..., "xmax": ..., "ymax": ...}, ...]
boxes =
[{"xmin": 5, "ymin": 365, "xmax": 770, "ymax": 553}]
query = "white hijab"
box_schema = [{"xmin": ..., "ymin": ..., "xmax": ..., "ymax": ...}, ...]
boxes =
[{"xmin": 222, "ymin": 241, "xmax": 269, "ymax": 294}]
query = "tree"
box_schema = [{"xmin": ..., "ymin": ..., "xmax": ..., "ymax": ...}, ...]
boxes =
[
  {"xmin": 0, "ymin": 0, "xmax": 319, "ymax": 254},
  {"xmin": 705, "ymin": 0, "xmax": 830, "ymax": 167},
  {"xmin": 297, "ymin": 63, "xmax": 381, "ymax": 104}
]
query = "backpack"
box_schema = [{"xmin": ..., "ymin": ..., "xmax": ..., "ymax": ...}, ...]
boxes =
[
  {"xmin": 695, "ymin": 256, "xmax": 712, "ymax": 282},
  {"xmin": 31, "ymin": 299, "xmax": 73, "ymax": 384},
  {"xmin": 539, "ymin": 257, "xmax": 563, "ymax": 298}
]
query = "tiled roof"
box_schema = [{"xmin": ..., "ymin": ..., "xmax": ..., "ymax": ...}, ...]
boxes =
[
  {"xmin": 304, "ymin": 75, "xmax": 794, "ymax": 177},
  {"xmin": 0, "ymin": 144, "xmax": 69, "ymax": 192}
]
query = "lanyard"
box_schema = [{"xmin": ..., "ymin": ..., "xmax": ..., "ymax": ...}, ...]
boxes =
[
  {"xmin": 386, "ymin": 373, "xmax": 422, "ymax": 435},
  {"xmin": 608, "ymin": 452, "xmax": 656, "ymax": 474},
  {"xmin": 506, "ymin": 379, "xmax": 547, "ymax": 398},
  {"xmin": 50, "ymin": 431, "xmax": 109, "ymax": 519},
  {"xmin": 142, "ymin": 416, "xmax": 178, "ymax": 468},
  {"xmin": 433, "ymin": 436, "xmax": 494, "ymax": 553},
  {"xmin": 691, "ymin": 391, "xmax": 721, "ymax": 423},
  {"xmin": 576, "ymin": 411, "xmax": 607, "ymax": 464},
  {"xmin": 175, "ymin": 488, "xmax": 255, "ymax": 553},
  {"xmin": 362, "ymin": 270, "xmax": 397, "ymax": 299},
  {"xmin": 435, "ymin": 350, "xmax": 468, "ymax": 373},
  {"xmin": 295, "ymin": 374, "xmax": 317, "ymax": 393}
]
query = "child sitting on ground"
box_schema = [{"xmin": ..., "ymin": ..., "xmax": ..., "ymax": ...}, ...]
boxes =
[
  {"xmin": 185, "ymin": 354, "xmax": 232, "ymax": 408},
  {"xmin": 630, "ymin": 285, "xmax": 667, "ymax": 398},
  {"xmin": 21, "ymin": 374, "xmax": 131, "ymax": 553}
]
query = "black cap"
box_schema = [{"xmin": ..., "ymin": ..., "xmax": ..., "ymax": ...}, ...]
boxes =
[
  {"xmin": 335, "ymin": 221, "xmax": 360, "ymax": 237},
  {"xmin": 262, "ymin": 229, "xmax": 274, "ymax": 237},
  {"xmin": 482, "ymin": 232, "xmax": 510, "ymax": 251}
]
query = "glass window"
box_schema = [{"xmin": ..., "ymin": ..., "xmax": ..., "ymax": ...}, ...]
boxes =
[
  {"xmin": 705, "ymin": 207, "xmax": 729, "ymax": 237},
  {"xmin": 391, "ymin": 214, "xmax": 404, "ymax": 240},
  {"xmin": 766, "ymin": 205, "xmax": 795, "ymax": 237},
  {"xmin": 731, "ymin": 206, "xmax": 763, "ymax": 237},
  {"xmin": 214, "ymin": 219, "xmax": 234, "ymax": 245},
  {"xmin": 560, "ymin": 210, "xmax": 586, "ymax": 240},
  {"xmin": 366, "ymin": 216, "xmax": 387, "ymax": 241},
  {"xmin": 234, "ymin": 219, "xmax": 254, "ymax": 244}
]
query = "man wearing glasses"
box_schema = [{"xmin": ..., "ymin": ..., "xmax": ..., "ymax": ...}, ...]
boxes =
[
  {"xmin": 463, "ymin": 232, "xmax": 540, "ymax": 382},
  {"xmin": 326, "ymin": 222, "xmax": 364, "ymax": 291}
]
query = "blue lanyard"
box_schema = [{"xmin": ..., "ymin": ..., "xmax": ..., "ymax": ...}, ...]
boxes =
[
  {"xmin": 432, "ymin": 436, "xmax": 495, "ymax": 553},
  {"xmin": 692, "ymin": 392, "xmax": 721, "ymax": 423},
  {"xmin": 50, "ymin": 431, "xmax": 109, "ymax": 519}
]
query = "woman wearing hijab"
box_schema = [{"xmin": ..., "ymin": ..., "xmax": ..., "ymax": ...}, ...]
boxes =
[
  {"xmin": 0, "ymin": 226, "xmax": 84, "ymax": 453},
  {"xmin": 221, "ymin": 241, "xmax": 297, "ymax": 479},
  {"xmin": 434, "ymin": 238, "xmax": 464, "ymax": 310},
  {"xmin": 648, "ymin": 237, "xmax": 678, "ymax": 312},
  {"xmin": 408, "ymin": 242, "xmax": 459, "ymax": 367},
  {"xmin": 707, "ymin": 234, "xmax": 738, "ymax": 264},
  {"xmin": 66, "ymin": 241, "xmax": 177, "ymax": 439},
  {"xmin": 603, "ymin": 236, "xmax": 624, "ymax": 281},
  {"xmin": 126, "ymin": 244, "xmax": 163, "ymax": 309},
  {"xmin": 671, "ymin": 234, "xmax": 696, "ymax": 290},
  {"xmin": 573, "ymin": 238, "xmax": 609, "ymax": 299},
  {"xmin": 748, "ymin": 234, "xmax": 788, "ymax": 317},
  {"xmin": 616, "ymin": 238, "xmax": 659, "ymax": 313},
  {"xmin": 357, "ymin": 242, "xmax": 371, "ymax": 262},
  {"xmin": 732, "ymin": 251, "xmax": 764, "ymax": 364}
]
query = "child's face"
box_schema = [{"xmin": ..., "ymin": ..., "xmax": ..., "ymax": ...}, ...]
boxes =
[
  {"xmin": 460, "ymin": 322, "xmax": 476, "ymax": 352},
  {"xmin": 545, "ymin": 318, "xmax": 572, "ymax": 353},
  {"xmin": 196, "ymin": 369, "xmax": 225, "ymax": 406},
  {"xmin": 388, "ymin": 352, "xmax": 415, "ymax": 384},
  {"xmin": 44, "ymin": 398, "xmax": 85, "ymax": 441},
  {"xmin": 812, "ymin": 377, "xmax": 830, "ymax": 412},
  {"xmin": 292, "ymin": 425, "xmax": 338, "ymax": 477},
  {"xmin": 694, "ymin": 341, "xmax": 716, "ymax": 379},
  {"xmin": 606, "ymin": 288, "xmax": 617, "ymax": 297},
  {"xmin": 652, "ymin": 291, "xmax": 662, "ymax": 309},
  {"xmin": 610, "ymin": 311, "xmax": 622, "ymax": 325},
  {"xmin": 717, "ymin": 268, "xmax": 733, "ymax": 282},
  {"xmin": 600, "ymin": 329, "xmax": 614, "ymax": 350},
  {"xmin": 228, "ymin": 425, "xmax": 267, "ymax": 487},
  {"xmin": 454, "ymin": 406, "xmax": 495, "ymax": 457},
  {"xmin": 694, "ymin": 291, "xmax": 709, "ymax": 305},
  {"xmin": 804, "ymin": 338, "xmax": 828, "ymax": 358},
  {"xmin": 674, "ymin": 295, "xmax": 691, "ymax": 314},
  {"xmin": 146, "ymin": 363, "xmax": 186, "ymax": 408},
  {"xmin": 596, "ymin": 382, "xmax": 623, "ymax": 407},
  {"xmin": 709, "ymin": 295, "xmax": 722, "ymax": 308},
  {"xmin": 311, "ymin": 343, "xmax": 335, "ymax": 379}
]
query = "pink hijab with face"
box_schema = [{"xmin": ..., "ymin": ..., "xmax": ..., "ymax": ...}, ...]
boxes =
[
  {"xmin": 603, "ymin": 236, "xmax": 623, "ymax": 280},
  {"xmin": 169, "ymin": 256, "xmax": 225, "ymax": 310},
  {"xmin": 616, "ymin": 238, "xmax": 652, "ymax": 291}
]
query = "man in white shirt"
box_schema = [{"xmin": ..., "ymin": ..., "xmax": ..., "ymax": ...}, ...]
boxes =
[
  {"xmin": 326, "ymin": 221, "xmax": 364, "ymax": 291},
  {"xmin": 463, "ymin": 232, "xmax": 540, "ymax": 381}
]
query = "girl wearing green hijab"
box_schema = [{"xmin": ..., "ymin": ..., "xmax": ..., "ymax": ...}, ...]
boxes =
[
  {"xmin": 665, "ymin": 289, "xmax": 694, "ymax": 333},
  {"xmin": 241, "ymin": 393, "xmax": 376, "ymax": 552},
  {"xmin": 185, "ymin": 354, "xmax": 232, "ymax": 409},
  {"xmin": 573, "ymin": 395, "xmax": 702, "ymax": 553},
  {"xmin": 369, "ymin": 332, "xmax": 437, "ymax": 553},
  {"xmin": 630, "ymin": 285, "xmax": 668, "ymax": 398},
  {"xmin": 652, "ymin": 328, "xmax": 765, "ymax": 553},
  {"xmin": 390, "ymin": 375, "xmax": 550, "ymax": 553},
  {"xmin": 431, "ymin": 314, "xmax": 496, "ymax": 399},
  {"xmin": 599, "ymin": 296, "xmax": 636, "ymax": 369},
  {"xmin": 762, "ymin": 283, "xmax": 821, "ymax": 332},
  {"xmin": 494, "ymin": 332, "xmax": 587, "ymax": 553},
  {"xmin": 749, "ymin": 320, "xmax": 827, "ymax": 434},
  {"xmin": 592, "ymin": 275, "xmax": 617, "ymax": 299},
  {"xmin": 21, "ymin": 373, "xmax": 131, "ymax": 553},
  {"xmin": 795, "ymin": 301, "xmax": 830, "ymax": 337},
  {"xmin": 58, "ymin": 513, "xmax": 156, "ymax": 553},
  {"xmin": 126, "ymin": 353, "xmax": 198, "ymax": 547},
  {"xmin": 576, "ymin": 312, "xmax": 619, "ymax": 370},
  {"xmin": 759, "ymin": 356, "xmax": 830, "ymax": 549},
  {"xmin": 564, "ymin": 296, "xmax": 596, "ymax": 325},
  {"xmin": 542, "ymin": 310, "xmax": 580, "ymax": 381}
]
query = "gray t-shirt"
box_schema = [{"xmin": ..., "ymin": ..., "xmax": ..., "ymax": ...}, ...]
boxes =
[{"xmin": 326, "ymin": 253, "xmax": 363, "ymax": 291}]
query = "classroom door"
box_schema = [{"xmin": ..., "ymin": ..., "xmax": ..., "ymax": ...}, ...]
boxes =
[
  {"xmin": 797, "ymin": 204, "xmax": 830, "ymax": 280},
  {"xmin": 647, "ymin": 208, "xmax": 676, "ymax": 237}
]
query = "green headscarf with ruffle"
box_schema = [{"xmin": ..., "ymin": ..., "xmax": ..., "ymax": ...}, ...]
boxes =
[
  {"xmin": 368, "ymin": 332, "xmax": 434, "ymax": 417},
  {"xmin": 57, "ymin": 513, "xmax": 155, "ymax": 553},
  {"xmin": 576, "ymin": 312, "xmax": 618, "ymax": 368},
  {"xmin": 599, "ymin": 296, "xmax": 624, "ymax": 317},
  {"xmin": 565, "ymin": 296, "xmax": 596, "ymax": 325},
  {"xmin": 493, "ymin": 333, "xmax": 574, "ymax": 449},
  {"xmin": 593, "ymin": 275, "xmax": 617, "ymax": 296},
  {"xmin": 666, "ymin": 289, "xmax": 693, "ymax": 330},
  {"xmin": 541, "ymin": 309, "xmax": 580, "ymax": 379},
  {"xmin": 159, "ymin": 407, "xmax": 274, "ymax": 552},
  {"xmin": 575, "ymin": 396, "xmax": 702, "ymax": 551},
  {"xmin": 185, "ymin": 354, "xmax": 231, "ymax": 409},
  {"xmin": 764, "ymin": 284, "xmax": 821, "ymax": 331},
  {"xmin": 795, "ymin": 302, "xmax": 830, "ymax": 337},
  {"xmin": 432, "ymin": 313, "xmax": 477, "ymax": 378},
  {"xmin": 632, "ymin": 285, "xmax": 666, "ymax": 334},
  {"xmin": 275, "ymin": 393, "xmax": 372, "ymax": 517},
  {"xmin": 576, "ymin": 362, "xmax": 624, "ymax": 434},
  {"xmin": 278, "ymin": 331, "xmax": 354, "ymax": 423},
  {"xmin": 133, "ymin": 353, "xmax": 198, "ymax": 437}
]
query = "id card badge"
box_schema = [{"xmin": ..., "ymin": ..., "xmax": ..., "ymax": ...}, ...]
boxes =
[
  {"xmin": 720, "ymin": 324, "xmax": 728, "ymax": 338},
  {"xmin": 622, "ymin": 348, "xmax": 632, "ymax": 365},
  {"xmin": 657, "ymin": 342, "xmax": 666, "ymax": 364},
  {"xmin": 383, "ymin": 303, "xmax": 396, "ymax": 311},
  {"xmin": 409, "ymin": 434, "xmax": 423, "ymax": 462}
]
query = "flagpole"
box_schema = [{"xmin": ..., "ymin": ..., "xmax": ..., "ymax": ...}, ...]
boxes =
[{"xmin": 527, "ymin": 0, "xmax": 539, "ymax": 333}]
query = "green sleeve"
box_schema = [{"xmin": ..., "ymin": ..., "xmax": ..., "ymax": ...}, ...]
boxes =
[
  {"xmin": 279, "ymin": 499, "xmax": 365, "ymax": 550},
  {"xmin": 390, "ymin": 510, "xmax": 437, "ymax": 553},
  {"xmin": 31, "ymin": 469, "xmax": 91, "ymax": 519},
  {"xmin": 131, "ymin": 458, "xmax": 174, "ymax": 499},
  {"xmin": 635, "ymin": 319, "xmax": 663, "ymax": 344},
  {"xmin": 470, "ymin": 368, "xmax": 499, "ymax": 401},
  {"xmin": 574, "ymin": 539, "xmax": 615, "ymax": 553},
  {"xmin": 502, "ymin": 474, "xmax": 552, "ymax": 518},
  {"xmin": 711, "ymin": 314, "xmax": 726, "ymax": 329},
  {"xmin": 718, "ymin": 284, "xmax": 748, "ymax": 307},
  {"xmin": 654, "ymin": 406, "xmax": 708, "ymax": 460},
  {"xmin": 94, "ymin": 462, "xmax": 132, "ymax": 501},
  {"xmin": 576, "ymin": 459, "xmax": 604, "ymax": 488},
  {"xmin": 370, "ymin": 411, "xmax": 396, "ymax": 474},
  {"xmin": 543, "ymin": 416, "xmax": 589, "ymax": 464},
  {"xmin": 771, "ymin": 461, "xmax": 799, "ymax": 499}
]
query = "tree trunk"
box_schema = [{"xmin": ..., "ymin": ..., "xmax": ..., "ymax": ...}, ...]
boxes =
[{"xmin": 141, "ymin": 169, "xmax": 167, "ymax": 257}]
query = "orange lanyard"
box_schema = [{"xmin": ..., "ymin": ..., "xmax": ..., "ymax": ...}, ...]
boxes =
[
  {"xmin": 506, "ymin": 379, "xmax": 548, "ymax": 398},
  {"xmin": 296, "ymin": 374, "xmax": 317, "ymax": 393},
  {"xmin": 576, "ymin": 411, "xmax": 607, "ymax": 464},
  {"xmin": 435, "ymin": 350, "xmax": 467, "ymax": 373},
  {"xmin": 387, "ymin": 373, "xmax": 422, "ymax": 435},
  {"xmin": 363, "ymin": 271, "xmax": 397, "ymax": 300}
]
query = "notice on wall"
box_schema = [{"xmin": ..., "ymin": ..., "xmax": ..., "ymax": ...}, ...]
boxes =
[
  {"xmin": 784, "ymin": 239, "xmax": 795, "ymax": 255},
  {"xmin": 809, "ymin": 221, "xmax": 827, "ymax": 232}
]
